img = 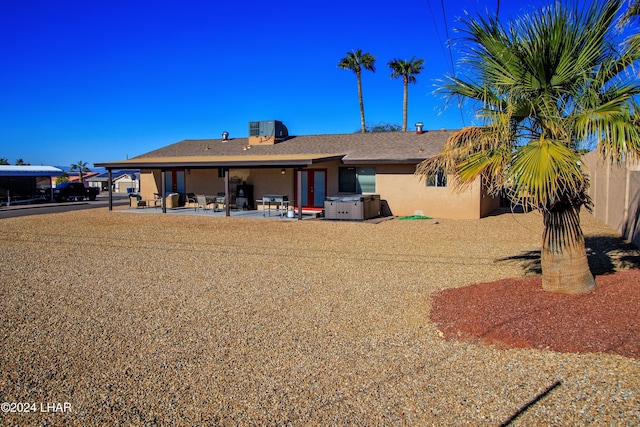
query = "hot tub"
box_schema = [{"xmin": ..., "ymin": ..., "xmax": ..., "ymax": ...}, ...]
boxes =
[{"xmin": 324, "ymin": 194, "xmax": 380, "ymax": 220}]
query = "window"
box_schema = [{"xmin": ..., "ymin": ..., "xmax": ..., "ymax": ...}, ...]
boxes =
[
  {"xmin": 426, "ymin": 170, "xmax": 447, "ymax": 187},
  {"xmin": 339, "ymin": 167, "xmax": 376, "ymax": 193}
]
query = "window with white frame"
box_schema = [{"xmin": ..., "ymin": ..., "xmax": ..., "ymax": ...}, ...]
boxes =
[{"xmin": 426, "ymin": 169, "xmax": 447, "ymax": 187}]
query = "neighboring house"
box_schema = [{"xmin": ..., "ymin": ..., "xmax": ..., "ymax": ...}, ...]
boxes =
[
  {"xmin": 583, "ymin": 150, "xmax": 640, "ymax": 248},
  {"xmin": 87, "ymin": 170, "xmax": 140, "ymax": 192},
  {"xmin": 96, "ymin": 120, "xmax": 500, "ymax": 219},
  {"xmin": 66, "ymin": 171, "xmax": 99, "ymax": 184},
  {"xmin": 0, "ymin": 165, "xmax": 64, "ymax": 205}
]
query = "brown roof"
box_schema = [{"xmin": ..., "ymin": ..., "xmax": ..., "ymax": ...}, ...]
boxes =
[{"xmin": 96, "ymin": 130, "xmax": 455, "ymax": 169}]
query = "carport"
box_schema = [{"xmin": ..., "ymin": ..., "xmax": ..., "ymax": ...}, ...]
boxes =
[{"xmin": 0, "ymin": 166, "xmax": 64, "ymax": 205}]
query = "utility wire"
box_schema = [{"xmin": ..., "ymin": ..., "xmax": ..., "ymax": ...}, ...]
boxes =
[
  {"xmin": 426, "ymin": 0, "xmax": 451, "ymax": 74},
  {"xmin": 439, "ymin": 0, "xmax": 456, "ymax": 76},
  {"xmin": 439, "ymin": 0, "xmax": 466, "ymax": 127}
]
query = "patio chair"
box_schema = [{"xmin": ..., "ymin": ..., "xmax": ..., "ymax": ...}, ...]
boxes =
[
  {"xmin": 213, "ymin": 192, "xmax": 226, "ymax": 212},
  {"xmin": 129, "ymin": 194, "xmax": 147, "ymax": 208},
  {"xmin": 185, "ymin": 193, "xmax": 197, "ymax": 208},
  {"xmin": 195, "ymin": 194, "xmax": 212, "ymax": 213},
  {"xmin": 151, "ymin": 193, "xmax": 162, "ymax": 208}
]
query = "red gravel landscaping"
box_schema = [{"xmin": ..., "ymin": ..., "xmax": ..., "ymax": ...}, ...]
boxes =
[{"xmin": 430, "ymin": 269, "xmax": 640, "ymax": 359}]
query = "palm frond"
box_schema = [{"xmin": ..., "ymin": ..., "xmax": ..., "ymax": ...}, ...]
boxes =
[
  {"xmin": 509, "ymin": 137, "xmax": 585, "ymax": 210},
  {"xmin": 337, "ymin": 48, "xmax": 376, "ymax": 74},
  {"xmin": 416, "ymin": 123, "xmax": 514, "ymax": 193},
  {"xmin": 388, "ymin": 57, "xmax": 425, "ymax": 81}
]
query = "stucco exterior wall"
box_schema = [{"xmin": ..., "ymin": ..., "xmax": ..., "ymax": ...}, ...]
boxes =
[
  {"xmin": 242, "ymin": 169, "xmax": 296, "ymax": 200},
  {"xmin": 139, "ymin": 170, "xmax": 159, "ymax": 201},
  {"xmin": 583, "ymin": 151, "xmax": 640, "ymax": 247},
  {"xmin": 376, "ymin": 165, "xmax": 484, "ymax": 219},
  {"xmin": 140, "ymin": 169, "xmax": 225, "ymax": 201},
  {"xmin": 186, "ymin": 169, "xmax": 227, "ymax": 195}
]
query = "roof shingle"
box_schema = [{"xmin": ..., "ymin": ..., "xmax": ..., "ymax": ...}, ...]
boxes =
[{"xmin": 97, "ymin": 130, "xmax": 456, "ymax": 168}]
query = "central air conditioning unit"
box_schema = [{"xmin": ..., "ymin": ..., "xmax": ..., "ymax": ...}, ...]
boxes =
[{"xmin": 247, "ymin": 120, "xmax": 289, "ymax": 145}]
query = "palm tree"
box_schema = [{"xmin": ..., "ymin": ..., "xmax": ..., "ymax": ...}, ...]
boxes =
[
  {"xmin": 621, "ymin": 0, "xmax": 640, "ymax": 23},
  {"xmin": 338, "ymin": 49, "xmax": 376, "ymax": 133},
  {"xmin": 416, "ymin": 0, "xmax": 640, "ymax": 294},
  {"xmin": 0, "ymin": 158, "xmax": 9, "ymax": 165},
  {"xmin": 620, "ymin": 0, "xmax": 640, "ymax": 64},
  {"xmin": 71, "ymin": 160, "xmax": 90, "ymax": 185},
  {"xmin": 388, "ymin": 57, "xmax": 425, "ymax": 132},
  {"xmin": 15, "ymin": 158, "xmax": 29, "ymax": 166}
]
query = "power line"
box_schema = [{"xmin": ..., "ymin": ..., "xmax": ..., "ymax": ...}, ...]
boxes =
[
  {"xmin": 439, "ymin": 0, "xmax": 456, "ymax": 76},
  {"xmin": 426, "ymin": 0, "xmax": 450, "ymax": 73}
]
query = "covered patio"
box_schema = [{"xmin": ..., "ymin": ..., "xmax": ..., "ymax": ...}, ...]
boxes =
[{"xmin": 96, "ymin": 154, "xmax": 343, "ymax": 220}]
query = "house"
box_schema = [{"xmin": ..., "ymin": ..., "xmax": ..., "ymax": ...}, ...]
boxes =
[
  {"xmin": 96, "ymin": 121, "xmax": 500, "ymax": 219},
  {"xmin": 66, "ymin": 171, "xmax": 99, "ymax": 184},
  {"xmin": 0, "ymin": 165, "xmax": 64, "ymax": 205},
  {"xmin": 86, "ymin": 170, "xmax": 140, "ymax": 193}
]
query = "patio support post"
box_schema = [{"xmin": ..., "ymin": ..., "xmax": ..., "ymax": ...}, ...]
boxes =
[
  {"xmin": 107, "ymin": 169, "xmax": 113, "ymax": 211},
  {"xmin": 297, "ymin": 167, "xmax": 303, "ymax": 220},
  {"xmin": 224, "ymin": 168, "xmax": 230, "ymax": 217},
  {"xmin": 161, "ymin": 169, "xmax": 166, "ymax": 213}
]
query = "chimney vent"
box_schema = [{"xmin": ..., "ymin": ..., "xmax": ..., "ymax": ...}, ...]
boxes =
[
  {"xmin": 222, "ymin": 131, "xmax": 229, "ymax": 141},
  {"xmin": 415, "ymin": 122, "xmax": 424, "ymax": 134}
]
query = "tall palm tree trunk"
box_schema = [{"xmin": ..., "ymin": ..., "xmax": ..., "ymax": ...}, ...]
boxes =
[
  {"xmin": 541, "ymin": 205, "xmax": 596, "ymax": 293},
  {"xmin": 402, "ymin": 78, "xmax": 408, "ymax": 132},
  {"xmin": 357, "ymin": 72, "xmax": 366, "ymax": 133}
]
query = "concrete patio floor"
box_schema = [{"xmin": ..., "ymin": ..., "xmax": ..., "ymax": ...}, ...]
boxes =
[{"xmin": 118, "ymin": 205, "xmax": 321, "ymax": 220}]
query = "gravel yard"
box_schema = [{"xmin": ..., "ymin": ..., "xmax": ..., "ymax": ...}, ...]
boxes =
[{"xmin": 0, "ymin": 208, "xmax": 638, "ymax": 426}]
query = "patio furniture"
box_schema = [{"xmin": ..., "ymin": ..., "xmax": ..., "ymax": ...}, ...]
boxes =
[
  {"xmin": 185, "ymin": 193, "xmax": 197, "ymax": 208},
  {"xmin": 259, "ymin": 195, "xmax": 289, "ymax": 217},
  {"xmin": 152, "ymin": 193, "xmax": 163, "ymax": 208},
  {"xmin": 195, "ymin": 194, "xmax": 212, "ymax": 213},
  {"xmin": 129, "ymin": 194, "xmax": 147, "ymax": 208},
  {"xmin": 166, "ymin": 193, "xmax": 179, "ymax": 209},
  {"xmin": 209, "ymin": 194, "xmax": 226, "ymax": 212}
]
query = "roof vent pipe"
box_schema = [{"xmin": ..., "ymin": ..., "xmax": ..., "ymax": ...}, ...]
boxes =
[
  {"xmin": 222, "ymin": 131, "xmax": 229, "ymax": 141},
  {"xmin": 415, "ymin": 122, "xmax": 424, "ymax": 134}
]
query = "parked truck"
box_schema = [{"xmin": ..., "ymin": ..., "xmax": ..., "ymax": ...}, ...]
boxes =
[{"xmin": 53, "ymin": 182, "xmax": 99, "ymax": 202}]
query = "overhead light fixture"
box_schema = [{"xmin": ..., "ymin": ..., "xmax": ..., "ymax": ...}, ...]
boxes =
[{"xmin": 281, "ymin": 169, "xmax": 286, "ymax": 175}]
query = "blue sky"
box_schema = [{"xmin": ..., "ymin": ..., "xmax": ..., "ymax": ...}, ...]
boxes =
[{"xmin": 1, "ymin": 0, "xmax": 586, "ymax": 167}]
